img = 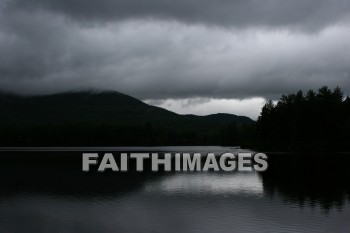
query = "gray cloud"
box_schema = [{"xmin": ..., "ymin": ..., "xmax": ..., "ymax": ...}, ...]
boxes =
[
  {"xmin": 5, "ymin": 0, "xmax": 350, "ymax": 31},
  {"xmin": 0, "ymin": 0, "xmax": 350, "ymax": 103}
]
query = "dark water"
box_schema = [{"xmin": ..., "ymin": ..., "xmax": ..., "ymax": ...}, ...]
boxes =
[{"xmin": 0, "ymin": 147, "xmax": 350, "ymax": 233}]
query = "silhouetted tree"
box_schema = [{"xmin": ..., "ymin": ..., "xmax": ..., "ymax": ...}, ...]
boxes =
[{"xmin": 256, "ymin": 86, "xmax": 350, "ymax": 151}]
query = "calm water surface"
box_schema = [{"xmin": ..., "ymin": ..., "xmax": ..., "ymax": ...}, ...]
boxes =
[{"xmin": 0, "ymin": 147, "xmax": 349, "ymax": 232}]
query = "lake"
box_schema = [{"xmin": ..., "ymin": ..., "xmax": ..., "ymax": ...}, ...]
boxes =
[{"xmin": 0, "ymin": 147, "xmax": 349, "ymax": 232}]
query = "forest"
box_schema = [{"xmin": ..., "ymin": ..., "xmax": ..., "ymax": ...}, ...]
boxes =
[
  {"xmin": 0, "ymin": 86, "xmax": 349, "ymax": 151},
  {"xmin": 255, "ymin": 86, "xmax": 350, "ymax": 151}
]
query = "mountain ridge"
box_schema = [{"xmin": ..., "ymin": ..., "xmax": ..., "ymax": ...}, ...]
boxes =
[{"xmin": 0, "ymin": 90, "xmax": 254, "ymax": 146}]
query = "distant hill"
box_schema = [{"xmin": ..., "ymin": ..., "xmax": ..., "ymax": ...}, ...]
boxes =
[{"xmin": 0, "ymin": 91, "xmax": 254, "ymax": 146}]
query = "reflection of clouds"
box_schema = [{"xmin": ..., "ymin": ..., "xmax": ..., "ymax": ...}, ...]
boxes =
[
  {"xmin": 144, "ymin": 173, "xmax": 263, "ymax": 196},
  {"xmin": 1, "ymin": 173, "xmax": 350, "ymax": 232}
]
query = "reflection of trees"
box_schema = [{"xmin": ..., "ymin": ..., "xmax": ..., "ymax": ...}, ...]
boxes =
[
  {"xmin": 0, "ymin": 152, "xmax": 161, "ymax": 198},
  {"xmin": 260, "ymin": 154, "xmax": 350, "ymax": 211}
]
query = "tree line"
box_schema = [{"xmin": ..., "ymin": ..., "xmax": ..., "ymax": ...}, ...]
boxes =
[
  {"xmin": 0, "ymin": 86, "xmax": 349, "ymax": 151},
  {"xmin": 254, "ymin": 86, "xmax": 350, "ymax": 151}
]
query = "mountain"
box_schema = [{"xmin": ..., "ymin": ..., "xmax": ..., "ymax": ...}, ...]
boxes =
[{"xmin": 0, "ymin": 91, "xmax": 254, "ymax": 146}]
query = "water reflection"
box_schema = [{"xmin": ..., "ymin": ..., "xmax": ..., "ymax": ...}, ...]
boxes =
[
  {"xmin": 144, "ymin": 173, "xmax": 263, "ymax": 196},
  {"xmin": 260, "ymin": 153, "xmax": 350, "ymax": 211},
  {"xmin": 0, "ymin": 150, "xmax": 350, "ymax": 232}
]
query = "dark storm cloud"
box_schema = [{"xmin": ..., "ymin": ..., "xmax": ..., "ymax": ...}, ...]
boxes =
[
  {"xmin": 0, "ymin": 0, "xmax": 350, "ymax": 102},
  {"xmin": 5, "ymin": 0, "xmax": 350, "ymax": 31}
]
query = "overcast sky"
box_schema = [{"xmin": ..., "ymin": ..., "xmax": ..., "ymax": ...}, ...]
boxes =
[{"xmin": 1, "ymin": 0, "xmax": 350, "ymax": 119}]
